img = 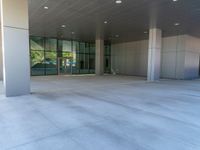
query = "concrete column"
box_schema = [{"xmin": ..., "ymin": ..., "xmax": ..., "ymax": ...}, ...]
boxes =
[
  {"xmin": 1, "ymin": 0, "xmax": 30, "ymax": 96},
  {"xmin": 147, "ymin": 28, "xmax": 162, "ymax": 81},
  {"xmin": 0, "ymin": 29, "xmax": 3, "ymax": 81},
  {"xmin": 95, "ymin": 39, "xmax": 104, "ymax": 75}
]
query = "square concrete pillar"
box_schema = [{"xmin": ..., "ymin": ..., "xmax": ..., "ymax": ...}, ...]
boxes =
[
  {"xmin": 147, "ymin": 28, "xmax": 162, "ymax": 81},
  {"xmin": 95, "ymin": 39, "xmax": 104, "ymax": 75},
  {"xmin": 0, "ymin": 29, "xmax": 3, "ymax": 81},
  {"xmin": 1, "ymin": 0, "xmax": 30, "ymax": 96}
]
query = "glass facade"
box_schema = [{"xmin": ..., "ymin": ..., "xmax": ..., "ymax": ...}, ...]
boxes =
[
  {"xmin": 104, "ymin": 43, "xmax": 111, "ymax": 73},
  {"xmin": 30, "ymin": 36, "xmax": 111, "ymax": 76}
]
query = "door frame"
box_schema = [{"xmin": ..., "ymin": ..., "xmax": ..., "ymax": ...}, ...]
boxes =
[{"xmin": 57, "ymin": 57, "xmax": 73, "ymax": 75}]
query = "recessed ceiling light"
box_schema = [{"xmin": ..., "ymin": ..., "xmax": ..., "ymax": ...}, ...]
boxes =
[
  {"xmin": 173, "ymin": 0, "xmax": 178, "ymax": 2},
  {"xmin": 104, "ymin": 21, "xmax": 108, "ymax": 24},
  {"xmin": 174, "ymin": 22, "xmax": 180, "ymax": 26},
  {"xmin": 115, "ymin": 0, "xmax": 122, "ymax": 4},
  {"xmin": 61, "ymin": 25, "xmax": 66, "ymax": 28},
  {"xmin": 44, "ymin": 6, "xmax": 49, "ymax": 9},
  {"xmin": 71, "ymin": 32, "xmax": 75, "ymax": 34},
  {"xmin": 115, "ymin": 35, "xmax": 119, "ymax": 38}
]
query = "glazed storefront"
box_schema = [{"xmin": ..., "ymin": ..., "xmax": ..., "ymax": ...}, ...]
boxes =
[{"xmin": 30, "ymin": 36, "xmax": 111, "ymax": 76}]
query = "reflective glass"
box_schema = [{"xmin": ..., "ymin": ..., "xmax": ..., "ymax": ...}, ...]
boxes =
[
  {"xmin": 30, "ymin": 36, "xmax": 112, "ymax": 75},
  {"xmin": 104, "ymin": 43, "xmax": 111, "ymax": 73},
  {"xmin": 31, "ymin": 50, "xmax": 45, "ymax": 75},
  {"xmin": 90, "ymin": 43, "xmax": 95, "ymax": 54},
  {"xmin": 85, "ymin": 43, "xmax": 90, "ymax": 53},
  {"xmin": 60, "ymin": 40, "xmax": 72, "ymax": 52},
  {"xmin": 89, "ymin": 54, "xmax": 95, "ymax": 73},
  {"xmin": 45, "ymin": 51, "xmax": 57, "ymax": 75},
  {"xmin": 80, "ymin": 42, "xmax": 85, "ymax": 53},
  {"xmin": 45, "ymin": 38, "xmax": 57, "ymax": 51},
  {"xmin": 30, "ymin": 37, "xmax": 44, "ymax": 51}
]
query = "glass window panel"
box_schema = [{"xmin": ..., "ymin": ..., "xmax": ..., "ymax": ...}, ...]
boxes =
[
  {"xmin": 31, "ymin": 50, "xmax": 45, "ymax": 75},
  {"xmin": 72, "ymin": 51, "xmax": 77, "ymax": 70},
  {"xmin": 85, "ymin": 54, "xmax": 89, "ymax": 71},
  {"xmin": 45, "ymin": 38, "xmax": 57, "ymax": 51},
  {"xmin": 30, "ymin": 36, "xmax": 44, "ymax": 51},
  {"xmin": 79, "ymin": 54, "xmax": 84, "ymax": 70},
  {"xmin": 104, "ymin": 56, "xmax": 111, "ymax": 73},
  {"xmin": 57, "ymin": 40, "xmax": 63, "ymax": 51},
  {"xmin": 73, "ymin": 41, "xmax": 80, "ymax": 53},
  {"xmin": 72, "ymin": 41, "xmax": 79, "ymax": 53},
  {"xmin": 59, "ymin": 52, "xmax": 73, "ymax": 74},
  {"xmin": 85, "ymin": 43, "xmax": 90, "ymax": 53},
  {"xmin": 57, "ymin": 51, "xmax": 62, "ymax": 58},
  {"xmin": 61, "ymin": 40, "xmax": 72, "ymax": 52},
  {"xmin": 72, "ymin": 53, "xmax": 80, "ymax": 74},
  {"xmin": 30, "ymin": 36, "xmax": 98, "ymax": 76},
  {"xmin": 89, "ymin": 54, "xmax": 95, "ymax": 73},
  {"xmin": 62, "ymin": 51, "xmax": 73, "ymax": 58},
  {"xmin": 45, "ymin": 51, "xmax": 57, "ymax": 75},
  {"xmin": 104, "ymin": 43, "xmax": 111, "ymax": 73},
  {"xmin": 79, "ymin": 42, "xmax": 85, "ymax": 53},
  {"xmin": 79, "ymin": 54, "xmax": 89, "ymax": 74},
  {"xmin": 105, "ymin": 44, "xmax": 111, "ymax": 55},
  {"xmin": 89, "ymin": 43, "xmax": 95, "ymax": 54}
]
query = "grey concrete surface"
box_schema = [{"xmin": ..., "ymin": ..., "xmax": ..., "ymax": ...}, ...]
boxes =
[
  {"xmin": 0, "ymin": 75, "xmax": 200, "ymax": 150},
  {"xmin": 1, "ymin": 0, "xmax": 30, "ymax": 97}
]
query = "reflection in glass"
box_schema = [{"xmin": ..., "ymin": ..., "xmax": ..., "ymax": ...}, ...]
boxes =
[
  {"xmin": 104, "ymin": 43, "xmax": 111, "ymax": 73},
  {"xmin": 45, "ymin": 51, "xmax": 57, "ymax": 75},
  {"xmin": 30, "ymin": 37, "xmax": 44, "ymax": 51},
  {"xmin": 31, "ymin": 51, "xmax": 45, "ymax": 75},
  {"xmin": 30, "ymin": 36, "xmax": 111, "ymax": 76},
  {"xmin": 45, "ymin": 38, "xmax": 57, "ymax": 51}
]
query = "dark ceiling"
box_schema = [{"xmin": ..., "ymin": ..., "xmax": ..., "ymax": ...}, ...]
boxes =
[{"xmin": 28, "ymin": 0, "xmax": 200, "ymax": 42}]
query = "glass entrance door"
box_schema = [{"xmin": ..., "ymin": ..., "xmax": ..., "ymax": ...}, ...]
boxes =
[{"xmin": 58, "ymin": 57, "xmax": 73, "ymax": 75}]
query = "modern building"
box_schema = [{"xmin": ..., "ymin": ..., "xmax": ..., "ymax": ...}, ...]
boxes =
[
  {"xmin": 0, "ymin": 1, "xmax": 200, "ymax": 149},
  {"xmin": 0, "ymin": 0, "xmax": 200, "ymax": 96}
]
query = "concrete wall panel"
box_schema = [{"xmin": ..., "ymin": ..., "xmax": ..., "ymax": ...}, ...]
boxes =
[
  {"xmin": 111, "ymin": 35, "xmax": 200, "ymax": 79},
  {"xmin": 0, "ymin": 29, "xmax": 3, "ymax": 80},
  {"xmin": 184, "ymin": 35, "xmax": 200, "ymax": 79},
  {"xmin": 111, "ymin": 40, "xmax": 148, "ymax": 76}
]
